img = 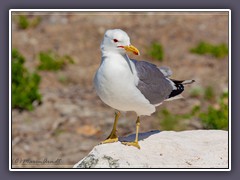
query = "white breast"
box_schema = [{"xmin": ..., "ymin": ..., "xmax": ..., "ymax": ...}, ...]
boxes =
[{"xmin": 94, "ymin": 53, "xmax": 155, "ymax": 116}]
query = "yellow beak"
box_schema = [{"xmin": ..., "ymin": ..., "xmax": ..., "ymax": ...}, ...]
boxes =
[{"xmin": 124, "ymin": 45, "xmax": 140, "ymax": 55}]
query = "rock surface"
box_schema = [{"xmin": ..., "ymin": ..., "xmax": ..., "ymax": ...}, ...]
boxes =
[{"xmin": 73, "ymin": 130, "xmax": 228, "ymax": 168}]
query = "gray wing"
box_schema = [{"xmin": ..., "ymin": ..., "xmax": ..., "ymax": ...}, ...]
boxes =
[{"xmin": 131, "ymin": 59, "xmax": 173, "ymax": 105}]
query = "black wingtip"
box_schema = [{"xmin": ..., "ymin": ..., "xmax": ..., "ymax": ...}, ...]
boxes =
[
  {"xmin": 168, "ymin": 83, "xmax": 184, "ymax": 98},
  {"xmin": 168, "ymin": 79, "xmax": 194, "ymax": 98}
]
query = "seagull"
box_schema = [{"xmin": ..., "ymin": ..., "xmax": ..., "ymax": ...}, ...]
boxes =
[{"xmin": 94, "ymin": 29, "xmax": 194, "ymax": 149}]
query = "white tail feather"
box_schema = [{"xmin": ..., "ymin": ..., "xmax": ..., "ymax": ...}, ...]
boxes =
[{"xmin": 182, "ymin": 80, "xmax": 195, "ymax": 85}]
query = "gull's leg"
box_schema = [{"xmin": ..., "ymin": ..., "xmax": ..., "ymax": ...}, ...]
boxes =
[
  {"xmin": 122, "ymin": 116, "xmax": 141, "ymax": 149},
  {"xmin": 101, "ymin": 111, "xmax": 120, "ymax": 144}
]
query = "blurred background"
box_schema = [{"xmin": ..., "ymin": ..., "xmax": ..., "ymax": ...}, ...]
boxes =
[{"xmin": 11, "ymin": 11, "xmax": 229, "ymax": 168}]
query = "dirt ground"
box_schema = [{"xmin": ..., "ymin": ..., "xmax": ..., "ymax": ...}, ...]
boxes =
[{"xmin": 11, "ymin": 11, "xmax": 229, "ymax": 168}]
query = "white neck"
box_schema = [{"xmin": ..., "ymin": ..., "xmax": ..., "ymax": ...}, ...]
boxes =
[{"xmin": 101, "ymin": 50, "xmax": 134, "ymax": 75}]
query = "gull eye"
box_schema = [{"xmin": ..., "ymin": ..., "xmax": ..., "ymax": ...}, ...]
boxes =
[{"xmin": 113, "ymin": 39, "xmax": 118, "ymax": 43}]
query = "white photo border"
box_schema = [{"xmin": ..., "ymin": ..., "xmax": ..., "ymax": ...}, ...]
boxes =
[{"xmin": 9, "ymin": 9, "xmax": 231, "ymax": 171}]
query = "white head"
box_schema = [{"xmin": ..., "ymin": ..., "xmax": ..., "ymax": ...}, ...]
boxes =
[{"xmin": 101, "ymin": 29, "xmax": 140, "ymax": 56}]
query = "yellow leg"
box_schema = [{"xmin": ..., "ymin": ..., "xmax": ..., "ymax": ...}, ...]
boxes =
[
  {"xmin": 101, "ymin": 111, "xmax": 120, "ymax": 144},
  {"xmin": 122, "ymin": 116, "xmax": 141, "ymax": 149}
]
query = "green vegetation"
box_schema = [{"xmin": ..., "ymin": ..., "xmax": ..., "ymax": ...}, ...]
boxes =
[
  {"xmin": 190, "ymin": 41, "xmax": 228, "ymax": 58},
  {"xmin": 204, "ymin": 86, "xmax": 215, "ymax": 101},
  {"xmin": 190, "ymin": 86, "xmax": 216, "ymax": 102},
  {"xmin": 15, "ymin": 15, "xmax": 41, "ymax": 29},
  {"xmin": 158, "ymin": 109, "xmax": 192, "ymax": 131},
  {"xmin": 37, "ymin": 51, "xmax": 74, "ymax": 71},
  {"xmin": 12, "ymin": 49, "xmax": 74, "ymax": 110},
  {"xmin": 17, "ymin": 15, "xmax": 29, "ymax": 29},
  {"xmin": 158, "ymin": 90, "xmax": 228, "ymax": 131},
  {"xmin": 200, "ymin": 92, "xmax": 228, "ymax": 130},
  {"xmin": 189, "ymin": 87, "xmax": 204, "ymax": 98},
  {"xmin": 148, "ymin": 42, "xmax": 164, "ymax": 61},
  {"xmin": 12, "ymin": 49, "xmax": 41, "ymax": 110}
]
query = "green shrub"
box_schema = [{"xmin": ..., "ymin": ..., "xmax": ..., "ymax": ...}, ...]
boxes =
[
  {"xmin": 17, "ymin": 15, "xmax": 29, "ymax": 29},
  {"xmin": 37, "ymin": 51, "xmax": 74, "ymax": 71},
  {"xmin": 12, "ymin": 49, "xmax": 42, "ymax": 110},
  {"xmin": 199, "ymin": 92, "xmax": 228, "ymax": 130},
  {"xmin": 15, "ymin": 15, "xmax": 42, "ymax": 29},
  {"xmin": 190, "ymin": 41, "xmax": 228, "ymax": 58},
  {"xmin": 148, "ymin": 42, "xmax": 164, "ymax": 61}
]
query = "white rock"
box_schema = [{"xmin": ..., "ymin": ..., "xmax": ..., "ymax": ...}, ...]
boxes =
[{"xmin": 73, "ymin": 130, "xmax": 228, "ymax": 168}]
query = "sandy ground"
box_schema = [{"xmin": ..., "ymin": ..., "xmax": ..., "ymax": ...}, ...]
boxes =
[{"xmin": 11, "ymin": 11, "xmax": 228, "ymax": 168}]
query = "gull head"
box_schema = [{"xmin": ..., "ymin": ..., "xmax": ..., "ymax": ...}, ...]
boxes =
[{"xmin": 101, "ymin": 29, "xmax": 140, "ymax": 56}]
